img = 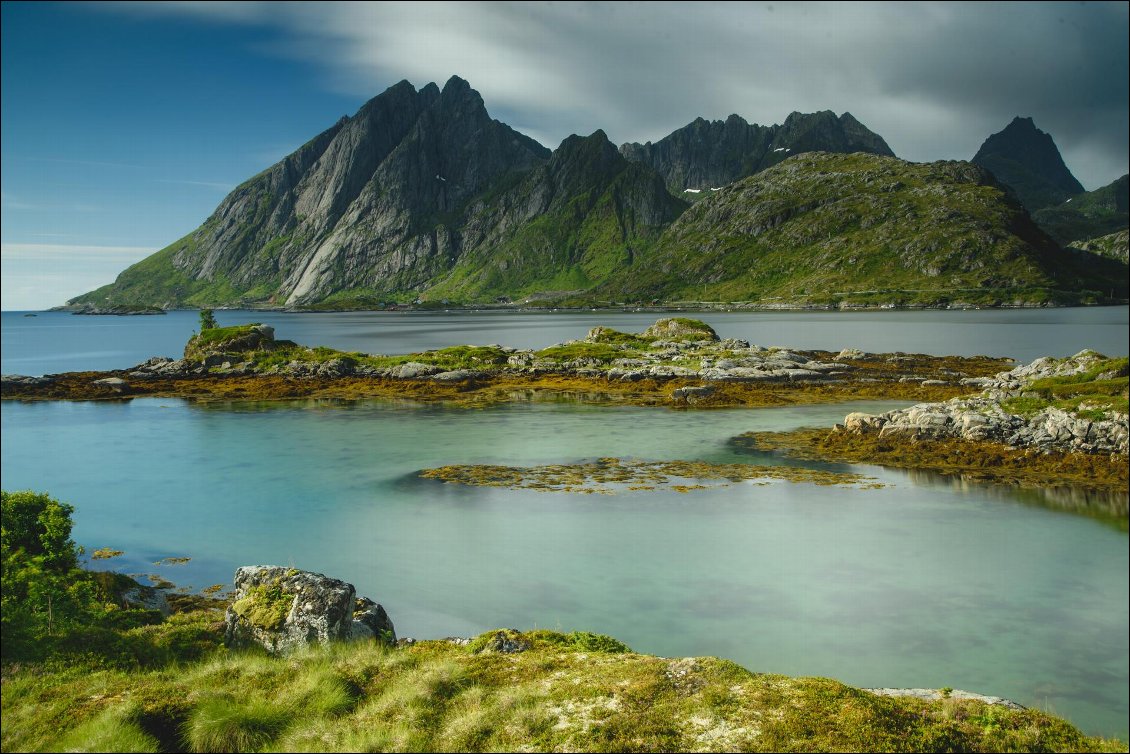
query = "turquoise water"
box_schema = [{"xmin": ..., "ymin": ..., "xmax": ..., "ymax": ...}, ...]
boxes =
[
  {"xmin": 1, "ymin": 397, "xmax": 1126, "ymax": 738},
  {"xmin": 3, "ymin": 306, "xmax": 1128, "ymax": 376}
]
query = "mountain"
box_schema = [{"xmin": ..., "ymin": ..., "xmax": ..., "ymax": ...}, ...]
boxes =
[
  {"xmin": 424, "ymin": 130, "xmax": 686, "ymax": 301},
  {"xmin": 598, "ymin": 151, "xmax": 1125, "ymax": 306},
  {"xmin": 618, "ymin": 111, "xmax": 894, "ymax": 192},
  {"xmin": 71, "ymin": 77, "xmax": 552, "ymax": 309},
  {"xmin": 971, "ymin": 117, "xmax": 1084, "ymax": 212},
  {"xmin": 70, "ymin": 81, "xmax": 1123, "ymax": 311},
  {"xmin": 1032, "ymin": 174, "xmax": 1129, "ymax": 244}
]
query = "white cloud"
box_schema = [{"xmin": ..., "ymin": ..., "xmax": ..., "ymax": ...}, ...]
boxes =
[{"xmin": 90, "ymin": 1, "xmax": 1130, "ymax": 189}]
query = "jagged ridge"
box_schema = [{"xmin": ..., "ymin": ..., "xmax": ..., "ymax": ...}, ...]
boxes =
[{"xmin": 619, "ymin": 110, "xmax": 894, "ymax": 192}]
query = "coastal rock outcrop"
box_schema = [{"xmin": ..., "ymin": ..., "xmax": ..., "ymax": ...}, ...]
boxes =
[
  {"xmin": 184, "ymin": 324, "xmax": 279, "ymax": 361},
  {"xmin": 641, "ymin": 318, "xmax": 719, "ymax": 342},
  {"xmin": 223, "ymin": 566, "xmax": 395, "ymax": 654},
  {"xmin": 839, "ymin": 351, "xmax": 1129, "ymax": 455}
]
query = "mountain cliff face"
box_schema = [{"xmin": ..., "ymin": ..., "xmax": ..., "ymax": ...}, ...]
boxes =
[
  {"xmin": 618, "ymin": 111, "xmax": 894, "ymax": 191},
  {"xmin": 72, "ymin": 77, "xmax": 552, "ymax": 308},
  {"xmin": 971, "ymin": 117, "xmax": 1085, "ymax": 212},
  {"xmin": 426, "ymin": 130, "xmax": 687, "ymax": 300},
  {"xmin": 598, "ymin": 151, "xmax": 1124, "ymax": 305}
]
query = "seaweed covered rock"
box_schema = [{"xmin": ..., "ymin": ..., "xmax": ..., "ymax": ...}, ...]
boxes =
[{"xmin": 223, "ymin": 566, "xmax": 394, "ymax": 654}]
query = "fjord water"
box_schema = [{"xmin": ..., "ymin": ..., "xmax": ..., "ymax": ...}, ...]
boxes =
[
  {"xmin": 2, "ymin": 306, "xmax": 1128, "ymax": 376},
  {"xmin": 1, "ymin": 308, "xmax": 1127, "ymax": 739}
]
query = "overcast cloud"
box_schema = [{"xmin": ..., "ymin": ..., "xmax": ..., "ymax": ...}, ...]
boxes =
[{"xmin": 112, "ymin": 1, "xmax": 1129, "ymax": 189}]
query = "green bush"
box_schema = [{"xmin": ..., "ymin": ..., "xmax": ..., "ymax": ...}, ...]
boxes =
[{"xmin": 1, "ymin": 489, "xmax": 79, "ymax": 571}]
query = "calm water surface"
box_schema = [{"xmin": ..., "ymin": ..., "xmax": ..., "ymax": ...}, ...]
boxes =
[
  {"xmin": 1, "ymin": 397, "xmax": 1127, "ymax": 738},
  {"xmin": 3, "ymin": 306, "xmax": 1128, "ymax": 376},
  {"xmin": 1, "ymin": 309, "xmax": 1127, "ymax": 738}
]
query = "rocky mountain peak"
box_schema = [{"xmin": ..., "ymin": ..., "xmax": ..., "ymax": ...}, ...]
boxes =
[
  {"xmin": 972, "ymin": 116, "xmax": 1084, "ymax": 211},
  {"xmin": 619, "ymin": 109, "xmax": 893, "ymax": 190}
]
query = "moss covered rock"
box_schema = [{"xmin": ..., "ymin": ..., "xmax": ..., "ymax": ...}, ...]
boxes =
[
  {"xmin": 223, "ymin": 566, "xmax": 394, "ymax": 655},
  {"xmin": 183, "ymin": 324, "xmax": 277, "ymax": 361},
  {"xmin": 641, "ymin": 317, "xmax": 719, "ymax": 342}
]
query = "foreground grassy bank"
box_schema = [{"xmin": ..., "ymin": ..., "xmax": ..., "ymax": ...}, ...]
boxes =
[
  {"xmin": 5, "ymin": 616, "xmax": 1127, "ymax": 753},
  {"xmin": 4, "ymin": 491, "xmax": 1126, "ymax": 752}
]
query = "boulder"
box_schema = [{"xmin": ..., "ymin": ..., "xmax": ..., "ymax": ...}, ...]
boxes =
[
  {"xmin": 120, "ymin": 584, "xmax": 172, "ymax": 617},
  {"xmin": 672, "ymin": 385, "xmax": 715, "ymax": 403},
  {"xmin": 350, "ymin": 597, "xmax": 397, "ymax": 643},
  {"xmin": 224, "ymin": 566, "xmax": 395, "ymax": 654},
  {"xmin": 388, "ymin": 361, "xmax": 444, "ymax": 379},
  {"xmin": 843, "ymin": 412, "xmax": 887, "ymax": 433},
  {"xmin": 92, "ymin": 377, "xmax": 131, "ymax": 394}
]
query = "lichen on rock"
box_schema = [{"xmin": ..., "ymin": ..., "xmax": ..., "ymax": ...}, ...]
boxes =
[{"xmin": 223, "ymin": 565, "xmax": 395, "ymax": 655}]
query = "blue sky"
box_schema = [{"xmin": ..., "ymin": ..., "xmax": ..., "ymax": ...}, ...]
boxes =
[{"xmin": 2, "ymin": 1, "xmax": 1127, "ymax": 310}]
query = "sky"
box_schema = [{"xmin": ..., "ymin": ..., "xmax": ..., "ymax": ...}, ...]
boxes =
[{"xmin": 2, "ymin": 1, "xmax": 1127, "ymax": 310}]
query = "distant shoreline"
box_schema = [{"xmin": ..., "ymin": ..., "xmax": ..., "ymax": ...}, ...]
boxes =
[{"xmin": 31, "ymin": 299, "xmax": 1130, "ymax": 315}]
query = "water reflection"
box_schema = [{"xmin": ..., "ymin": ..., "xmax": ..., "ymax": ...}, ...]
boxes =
[{"xmin": 898, "ymin": 467, "xmax": 1128, "ymax": 524}]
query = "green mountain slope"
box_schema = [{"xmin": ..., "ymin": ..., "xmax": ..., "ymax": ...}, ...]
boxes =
[
  {"xmin": 1033, "ymin": 174, "xmax": 1129, "ymax": 245},
  {"xmin": 599, "ymin": 152, "xmax": 1126, "ymax": 306},
  {"xmin": 422, "ymin": 131, "xmax": 687, "ymax": 302}
]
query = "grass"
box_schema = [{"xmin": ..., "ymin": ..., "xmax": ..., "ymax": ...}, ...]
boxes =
[
  {"xmin": 3, "ymin": 627, "xmax": 1123, "ymax": 753},
  {"xmin": 191, "ymin": 323, "xmax": 264, "ymax": 350},
  {"xmin": 1002, "ymin": 356, "xmax": 1129, "ymax": 419}
]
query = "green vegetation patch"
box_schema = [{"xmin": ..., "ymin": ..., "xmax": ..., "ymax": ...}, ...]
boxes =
[
  {"xmin": 230, "ymin": 582, "xmax": 294, "ymax": 631},
  {"xmin": 536, "ymin": 341, "xmax": 630, "ymax": 364},
  {"xmin": 4, "ymin": 627, "xmax": 1122, "ymax": 753},
  {"xmin": 191, "ymin": 324, "xmax": 264, "ymax": 350},
  {"xmin": 1004, "ymin": 356, "xmax": 1130, "ymax": 419},
  {"xmin": 419, "ymin": 457, "xmax": 879, "ymax": 494}
]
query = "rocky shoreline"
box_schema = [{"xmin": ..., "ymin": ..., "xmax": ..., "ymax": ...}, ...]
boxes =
[
  {"xmin": 837, "ymin": 350, "xmax": 1129, "ymax": 456},
  {"xmin": 4, "ymin": 318, "xmax": 1125, "ymax": 504},
  {"xmin": 1, "ymin": 318, "xmax": 1011, "ymax": 407}
]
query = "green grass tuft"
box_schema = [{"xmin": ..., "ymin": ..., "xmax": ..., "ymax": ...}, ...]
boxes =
[
  {"xmin": 184, "ymin": 695, "xmax": 292, "ymax": 753},
  {"xmin": 55, "ymin": 706, "xmax": 161, "ymax": 753}
]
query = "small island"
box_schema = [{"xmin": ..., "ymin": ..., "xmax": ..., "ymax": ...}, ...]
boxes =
[{"xmin": 3, "ymin": 316, "xmax": 1126, "ymax": 507}]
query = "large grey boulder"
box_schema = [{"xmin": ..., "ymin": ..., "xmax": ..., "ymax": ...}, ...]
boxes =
[{"xmin": 224, "ymin": 566, "xmax": 395, "ymax": 654}]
